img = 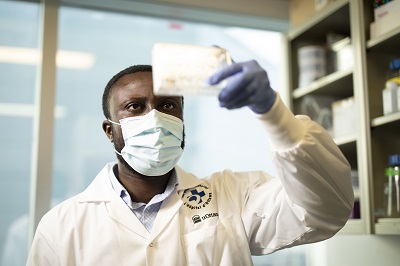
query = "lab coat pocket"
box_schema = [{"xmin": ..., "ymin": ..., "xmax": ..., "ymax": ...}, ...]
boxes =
[{"xmin": 181, "ymin": 216, "xmax": 249, "ymax": 266}]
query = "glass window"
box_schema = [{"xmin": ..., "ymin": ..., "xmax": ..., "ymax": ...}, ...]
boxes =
[{"xmin": 0, "ymin": 1, "xmax": 40, "ymax": 265}]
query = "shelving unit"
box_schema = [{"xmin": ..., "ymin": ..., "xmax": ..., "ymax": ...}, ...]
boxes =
[
  {"xmin": 285, "ymin": 0, "xmax": 400, "ymax": 235},
  {"xmin": 364, "ymin": 0, "xmax": 400, "ymax": 235},
  {"xmin": 292, "ymin": 68, "xmax": 353, "ymax": 99}
]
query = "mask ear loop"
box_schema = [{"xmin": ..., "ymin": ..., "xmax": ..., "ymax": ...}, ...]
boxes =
[
  {"xmin": 107, "ymin": 119, "xmax": 123, "ymax": 155},
  {"xmin": 108, "ymin": 119, "xmax": 120, "ymax": 126}
]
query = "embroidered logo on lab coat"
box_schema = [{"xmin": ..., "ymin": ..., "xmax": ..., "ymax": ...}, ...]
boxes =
[
  {"xmin": 182, "ymin": 183, "xmax": 212, "ymax": 210},
  {"xmin": 192, "ymin": 213, "xmax": 219, "ymax": 224},
  {"xmin": 192, "ymin": 215, "xmax": 202, "ymax": 224}
]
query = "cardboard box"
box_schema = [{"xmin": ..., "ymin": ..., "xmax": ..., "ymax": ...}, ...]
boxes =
[
  {"xmin": 374, "ymin": 0, "xmax": 400, "ymax": 21},
  {"xmin": 290, "ymin": 0, "xmax": 315, "ymax": 27},
  {"xmin": 332, "ymin": 97, "xmax": 357, "ymax": 138},
  {"xmin": 290, "ymin": 0, "xmax": 337, "ymax": 27}
]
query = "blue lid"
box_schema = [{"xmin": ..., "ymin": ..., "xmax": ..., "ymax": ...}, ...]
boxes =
[
  {"xmin": 389, "ymin": 154, "xmax": 400, "ymax": 166},
  {"xmin": 389, "ymin": 59, "xmax": 400, "ymax": 70}
]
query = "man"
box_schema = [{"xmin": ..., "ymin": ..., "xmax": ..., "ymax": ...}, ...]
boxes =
[{"xmin": 27, "ymin": 60, "xmax": 354, "ymax": 265}]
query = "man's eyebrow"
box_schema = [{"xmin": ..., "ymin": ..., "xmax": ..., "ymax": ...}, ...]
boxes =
[
  {"xmin": 160, "ymin": 96, "xmax": 181, "ymax": 101},
  {"xmin": 118, "ymin": 96, "xmax": 147, "ymax": 106},
  {"xmin": 160, "ymin": 95, "xmax": 183, "ymax": 101}
]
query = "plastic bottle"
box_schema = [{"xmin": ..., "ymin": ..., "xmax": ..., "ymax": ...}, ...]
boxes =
[
  {"xmin": 382, "ymin": 59, "xmax": 400, "ymax": 115},
  {"xmin": 384, "ymin": 154, "xmax": 400, "ymax": 218},
  {"xmin": 382, "ymin": 81, "xmax": 398, "ymax": 115}
]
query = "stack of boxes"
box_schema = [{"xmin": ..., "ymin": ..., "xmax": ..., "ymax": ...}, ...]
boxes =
[{"xmin": 290, "ymin": 0, "xmax": 338, "ymax": 27}]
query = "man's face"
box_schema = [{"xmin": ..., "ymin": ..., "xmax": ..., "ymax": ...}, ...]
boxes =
[{"xmin": 107, "ymin": 71, "xmax": 184, "ymax": 154}]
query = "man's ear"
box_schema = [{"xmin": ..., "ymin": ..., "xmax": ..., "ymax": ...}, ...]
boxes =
[{"xmin": 102, "ymin": 120, "xmax": 113, "ymax": 142}]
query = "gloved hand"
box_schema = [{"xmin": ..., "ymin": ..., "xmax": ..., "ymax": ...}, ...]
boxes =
[{"xmin": 208, "ymin": 60, "xmax": 276, "ymax": 114}]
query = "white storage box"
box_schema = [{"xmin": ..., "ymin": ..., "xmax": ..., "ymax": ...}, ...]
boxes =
[
  {"xmin": 370, "ymin": 6, "xmax": 400, "ymax": 39},
  {"xmin": 332, "ymin": 97, "xmax": 357, "ymax": 138},
  {"xmin": 374, "ymin": 0, "xmax": 400, "ymax": 21},
  {"xmin": 330, "ymin": 37, "xmax": 353, "ymax": 72}
]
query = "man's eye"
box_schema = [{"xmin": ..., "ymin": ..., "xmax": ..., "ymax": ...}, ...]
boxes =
[
  {"xmin": 163, "ymin": 102, "xmax": 175, "ymax": 110},
  {"xmin": 127, "ymin": 103, "xmax": 142, "ymax": 110}
]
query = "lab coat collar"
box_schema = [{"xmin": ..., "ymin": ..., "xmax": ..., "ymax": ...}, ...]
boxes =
[
  {"xmin": 76, "ymin": 162, "xmax": 204, "ymax": 240},
  {"xmin": 77, "ymin": 162, "xmax": 204, "ymax": 203},
  {"xmin": 174, "ymin": 165, "xmax": 204, "ymax": 193},
  {"xmin": 77, "ymin": 162, "xmax": 116, "ymax": 202}
]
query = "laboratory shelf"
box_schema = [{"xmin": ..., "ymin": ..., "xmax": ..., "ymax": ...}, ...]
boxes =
[
  {"xmin": 354, "ymin": 187, "xmax": 360, "ymax": 200},
  {"xmin": 375, "ymin": 218, "xmax": 400, "ymax": 235},
  {"xmin": 292, "ymin": 68, "xmax": 353, "ymax": 99},
  {"xmin": 334, "ymin": 133, "xmax": 357, "ymax": 146},
  {"xmin": 367, "ymin": 26, "xmax": 400, "ymax": 51},
  {"xmin": 335, "ymin": 134, "xmax": 358, "ymax": 181},
  {"xmin": 339, "ymin": 219, "xmax": 366, "ymax": 234},
  {"xmin": 371, "ymin": 112, "xmax": 400, "ymax": 128},
  {"xmin": 335, "ymin": 133, "xmax": 357, "ymax": 163}
]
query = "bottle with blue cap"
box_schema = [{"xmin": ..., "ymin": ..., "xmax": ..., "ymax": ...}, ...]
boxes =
[
  {"xmin": 384, "ymin": 154, "xmax": 400, "ymax": 218},
  {"xmin": 387, "ymin": 59, "xmax": 400, "ymax": 85},
  {"xmin": 382, "ymin": 59, "xmax": 400, "ymax": 115}
]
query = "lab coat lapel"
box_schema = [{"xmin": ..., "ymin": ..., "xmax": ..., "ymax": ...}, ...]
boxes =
[
  {"xmin": 149, "ymin": 190, "xmax": 182, "ymax": 241},
  {"xmin": 149, "ymin": 166, "xmax": 202, "ymax": 241},
  {"xmin": 106, "ymin": 196, "xmax": 149, "ymax": 239},
  {"xmin": 79, "ymin": 162, "xmax": 149, "ymax": 239}
]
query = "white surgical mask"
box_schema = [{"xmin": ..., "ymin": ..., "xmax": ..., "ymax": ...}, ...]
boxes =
[{"xmin": 109, "ymin": 109, "xmax": 184, "ymax": 176}]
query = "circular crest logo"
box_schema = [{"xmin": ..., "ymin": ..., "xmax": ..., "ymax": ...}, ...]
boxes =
[{"xmin": 182, "ymin": 183, "xmax": 212, "ymax": 210}]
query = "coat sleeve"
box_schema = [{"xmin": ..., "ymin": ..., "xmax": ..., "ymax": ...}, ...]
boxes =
[{"xmin": 235, "ymin": 93, "xmax": 354, "ymax": 255}]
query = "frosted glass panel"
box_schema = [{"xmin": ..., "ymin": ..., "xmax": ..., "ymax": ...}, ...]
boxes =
[{"xmin": 0, "ymin": 1, "xmax": 39, "ymax": 265}]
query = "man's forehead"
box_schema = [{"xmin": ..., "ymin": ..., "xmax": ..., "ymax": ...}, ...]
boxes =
[
  {"xmin": 114, "ymin": 72, "xmax": 152, "ymax": 87},
  {"xmin": 111, "ymin": 72, "xmax": 153, "ymax": 96},
  {"xmin": 111, "ymin": 73, "xmax": 182, "ymax": 102}
]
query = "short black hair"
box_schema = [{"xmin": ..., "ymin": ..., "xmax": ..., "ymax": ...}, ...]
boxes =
[{"xmin": 102, "ymin": 65, "xmax": 152, "ymax": 119}]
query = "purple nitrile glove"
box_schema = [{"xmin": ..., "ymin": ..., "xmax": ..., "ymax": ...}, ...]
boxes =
[{"xmin": 208, "ymin": 60, "xmax": 276, "ymax": 114}]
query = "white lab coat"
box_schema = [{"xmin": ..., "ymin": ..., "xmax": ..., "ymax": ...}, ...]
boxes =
[{"xmin": 27, "ymin": 95, "xmax": 354, "ymax": 266}]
